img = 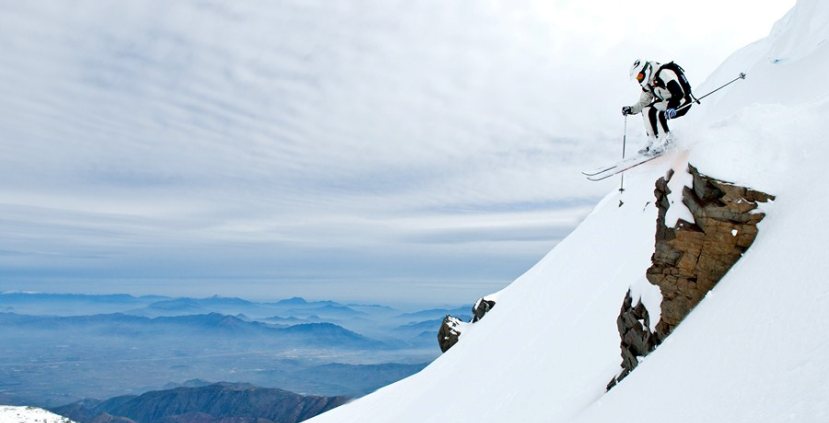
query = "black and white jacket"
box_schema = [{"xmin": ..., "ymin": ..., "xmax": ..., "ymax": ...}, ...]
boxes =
[{"xmin": 629, "ymin": 63, "xmax": 689, "ymax": 114}]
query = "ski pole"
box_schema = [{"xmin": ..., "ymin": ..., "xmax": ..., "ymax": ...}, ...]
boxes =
[
  {"xmin": 644, "ymin": 72, "xmax": 747, "ymax": 111},
  {"xmin": 677, "ymin": 72, "xmax": 746, "ymax": 111},
  {"xmin": 619, "ymin": 114, "xmax": 627, "ymax": 195}
]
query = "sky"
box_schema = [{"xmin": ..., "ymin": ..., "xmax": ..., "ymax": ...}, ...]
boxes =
[{"xmin": 0, "ymin": 0, "xmax": 794, "ymax": 305}]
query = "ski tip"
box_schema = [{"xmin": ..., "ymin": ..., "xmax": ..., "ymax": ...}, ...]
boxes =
[
  {"xmin": 586, "ymin": 174, "xmax": 614, "ymax": 182},
  {"xmin": 585, "ymin": 152, "xmax": 665, "ymax": 181},
  {"xmin": 580, "ymin": 165, "xmax": 616, "ymax": 177}
]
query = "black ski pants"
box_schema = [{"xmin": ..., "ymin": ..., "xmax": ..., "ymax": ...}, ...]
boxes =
[{"xmin": 643, "ymin": 101, "xmax": 691, "ymax": 138}]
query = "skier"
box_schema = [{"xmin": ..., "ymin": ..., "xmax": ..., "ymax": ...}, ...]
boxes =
[{"xmin": 622, "ymin": 59, "xmax": 694, "ymax": 155}]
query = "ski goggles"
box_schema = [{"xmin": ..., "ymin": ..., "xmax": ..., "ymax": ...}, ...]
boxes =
[{"xmin": 636, "ymin": 63, "xmax": 652, "ymax": 83}]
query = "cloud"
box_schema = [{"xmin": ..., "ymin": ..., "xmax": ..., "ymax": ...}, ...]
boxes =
[{"xmin": 0, "ymin": 0, "xmax": 793, "ymax": 302}]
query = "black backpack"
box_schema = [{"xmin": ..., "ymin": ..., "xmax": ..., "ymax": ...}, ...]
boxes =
[{"xmin": 658, "ymin": 61, "xmax": 694, "ymax": 100}]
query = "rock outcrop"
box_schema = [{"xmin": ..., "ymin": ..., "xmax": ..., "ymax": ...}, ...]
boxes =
[
  {"xmin": 472, "ymin": 298, "xmax": 496, "ymax": 323},
  {"xmin": 437, "ymin": 315, "xmax": 464, "ymax": 353},
  {"xmin": 437, "ymin": 296, "xmax": 497, "ymax": 352},
  {"xmin": 609, "ymin": 164, "xmax": 774, "ymax": 389},
  {"xmin": 606, "ymin": 290, "xmax": 658, "ymax": 390}
]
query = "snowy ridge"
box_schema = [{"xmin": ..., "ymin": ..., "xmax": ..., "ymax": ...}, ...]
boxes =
[
  {"xmin": 308, "ymin": 1, "xmax": 829, "ymax": 421},
  {"xmin": 0, "ymin": 406, "xmax": 73, "ymax": 423}
]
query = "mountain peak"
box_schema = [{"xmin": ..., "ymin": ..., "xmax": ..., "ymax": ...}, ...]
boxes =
[{"xmin": 276, "ymin": 297, "xmax": 308, "ymax": 305}]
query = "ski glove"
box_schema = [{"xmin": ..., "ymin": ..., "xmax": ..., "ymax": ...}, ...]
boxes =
[
  {"xmin": 621, "ymin": 106, "xmax": 632, "ymax": 116},
  {"xmin": 665, "ymin": 108, "xmax": 677, "ymax": 119}
]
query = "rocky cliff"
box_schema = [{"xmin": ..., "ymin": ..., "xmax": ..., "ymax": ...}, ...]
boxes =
[{"xmin": 609, "ymin": 164, "xmax": 774, "ymax": 389}]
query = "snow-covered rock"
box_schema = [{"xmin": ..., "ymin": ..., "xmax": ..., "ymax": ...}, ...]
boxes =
[
  {"xmin": 609, "ymin": 165, "xmax": 774, "ymax": 389},
  {"xmin": 471, "ymin": 296, "xmax": 497, "ymax": 323},
  {"xmin": 307, "ymin": 0, "xmax": 829, "ymax": 421},
  {"xmin": 0, "ymin": 406, "xmax": 74, "ymax": 423},
  {"xmin": 437, "ymin": 315, "xmax": 467, "ymax": 352}
]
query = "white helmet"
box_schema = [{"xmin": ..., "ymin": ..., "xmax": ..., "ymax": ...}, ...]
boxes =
[{"xmin": 629, "ymin": 59, "xmax": 654, "ymax": 85}]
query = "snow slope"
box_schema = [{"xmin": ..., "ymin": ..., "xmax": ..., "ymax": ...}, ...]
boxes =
[
  {"xmin": 307, "ymin": 1, "xmax": 829, "ymax": 421},
  {"xmin": 0, "ymin": 406, "xmax": 74, "ymax": 423}
]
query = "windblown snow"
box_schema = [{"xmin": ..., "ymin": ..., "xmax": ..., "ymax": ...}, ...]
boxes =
[{"xmin": 307, "ymin": 1, "xmax": 829, "ymax": 421}]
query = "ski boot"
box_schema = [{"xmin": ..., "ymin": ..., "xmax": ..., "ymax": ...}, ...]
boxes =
[
  {"xmin": 650, "ymin": 132, "xmax": 674, "ymax": 155},
  {"xmin": 638, "ymin": 137, "xmax": 658, "ymax": 156}
]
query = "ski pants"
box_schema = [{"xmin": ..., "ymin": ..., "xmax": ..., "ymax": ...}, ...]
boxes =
[{"xmin": 642, "ymin": 102, "xmax": 690, "ymax": 138}]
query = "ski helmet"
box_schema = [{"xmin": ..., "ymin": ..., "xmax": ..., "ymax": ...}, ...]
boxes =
[{"xmin": 629, "ymin": 59, "xmax": 653, "ymax": 85}]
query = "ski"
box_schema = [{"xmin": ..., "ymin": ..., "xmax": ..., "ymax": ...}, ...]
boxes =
[
  {"xmin": 582, "ymin": 152, "xmax": 659, "ymax": 178},
  {"xmin": 581, "ymin": 164, "xmax": 617, "ymax": 177},
  {"xmin": 585, "ymin": 153, "xmax": 663, "ymax": 181}
]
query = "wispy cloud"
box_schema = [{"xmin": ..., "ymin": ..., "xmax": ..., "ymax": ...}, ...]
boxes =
[{"xmin": 0, "ymin": 0, "xmax": 792, "ymax": 303}]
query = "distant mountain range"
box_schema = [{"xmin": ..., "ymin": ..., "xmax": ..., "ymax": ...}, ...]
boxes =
[
  {"xmin": 287, "ymin": 363, "xmax": 428, "ymax": 396},
  {"xmin": 0, "ymin": 292, "xmax": 459, "ymax": 321},
  {"xmin": 0, "ymin": 292, "xmax": 451, "ymax": 407},
  {"xmin": 395, "ymin": 306, "xmax": 472, "ymax": 322},
  {"xmin": 0, "ymin": 312, "xmax": 382, "ymax": 349},
  {"xmin": 53, "ymin": 382, "xmax": 349, "ymax": 423},
  {"xmin": 0, "ymin": 292, "xmax": 464, "ymax": 346},
  {"xmin": 0, "ymin": 292, "xmax": 164, "ymax": 303},
  {"xmin": 0, "ymin": 293, "xmax": 376, "ymax": 323},
  {"xmin": 0, "ymin": 293, "xmax": 163, "ymax": 316},
  {"xmin": 396, "ymin": 319, "xmax": 443, "ymax": 332}
]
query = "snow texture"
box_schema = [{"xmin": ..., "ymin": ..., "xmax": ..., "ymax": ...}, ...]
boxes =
[
  {"xmin": 307, "ymin": 1, "xmax": 829, "ymax": 421},
  {"xmin": 0, "ymin": 406, "xmax": 73, "ymax": 423},
  {"xmin": 628, "ymin": 275, "xmax": 662, "ymax": 333}
]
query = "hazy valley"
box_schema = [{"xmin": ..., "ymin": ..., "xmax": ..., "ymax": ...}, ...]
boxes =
[{"xmin": 0, "ymin": 292, "xmax": 469, "ymax": 408}]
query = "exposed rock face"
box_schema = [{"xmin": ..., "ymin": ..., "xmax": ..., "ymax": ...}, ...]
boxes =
[
  {"xmin": 609, "ymin": 164, "xmax": 774, "ymax": 389},
  {"xmin": 606, "ymin": 290, "xmax": 658, "ymax": 390},
  {"xmin": 437, "ymin": 315, "xmax": 464, "ymax": 353},
  {"xmin": 651, "ymin": 165, "xmax": 774, "ymax": 335},
  {"xmin": 472, "ymin": 298, "xmax": 496, "ymax": 323}
]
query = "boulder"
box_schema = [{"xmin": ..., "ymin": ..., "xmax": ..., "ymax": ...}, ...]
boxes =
[
  {"xmin": 437, "ymin": 315, "xmax": 465, "ymax": 353},
  {"xmin": 436, "ymin": 296, "xmax": 496, "ymax": 353},
  {"xmin": 472, "ymin": 298, "xmax": 496, "ymax": 323}
]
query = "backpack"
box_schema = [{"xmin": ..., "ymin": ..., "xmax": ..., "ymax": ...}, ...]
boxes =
[{"xmin": 658, "ymin": 61, "xmax": 694, "ymax": 100}]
